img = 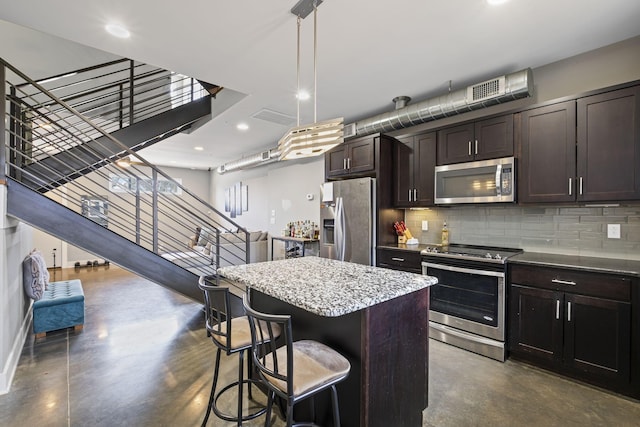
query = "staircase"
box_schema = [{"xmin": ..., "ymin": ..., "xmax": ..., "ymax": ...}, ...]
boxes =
[{"xmin": 1, "ymin": 57, "xmax": 250, "ymax": 302}]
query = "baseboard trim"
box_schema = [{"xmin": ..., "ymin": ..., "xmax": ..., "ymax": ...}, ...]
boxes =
[{"xmin": 0, "ymin": 302, "xmax": 32, "ymax": 395}]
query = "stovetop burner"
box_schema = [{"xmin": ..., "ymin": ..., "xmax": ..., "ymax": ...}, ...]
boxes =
[{"xmin": 420, "ymin": 243, "xmax": 522, "ymax": 264}]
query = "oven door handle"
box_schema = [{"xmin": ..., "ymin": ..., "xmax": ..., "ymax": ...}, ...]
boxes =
[{"xmin": 422, "ymin": 262, "xmax": 505, "ymax": 278}]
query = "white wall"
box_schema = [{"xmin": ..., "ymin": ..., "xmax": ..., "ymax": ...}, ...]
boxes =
[
  {"xmin": 0, "ymin": 186, "xmax": 33, "ymax": 394},
  {"xmin": 389, "ymin": 36, "xmax": 640, "ymax": 140},
  {"xmin": 404, "ymin": 36, "xmax": 640, "ymax": 259},
  {"xmin": 211, "ymin": 158, "xmax": 324, "ymax": 258},
  {"xmin": 32, "ymin": 165, "xmax": 211, "ymax": 268},
  {"xmin": 0, "ymin": 19, "xmax": 120, "ymax": 81}
]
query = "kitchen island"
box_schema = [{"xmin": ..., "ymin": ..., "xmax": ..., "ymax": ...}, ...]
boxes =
[{"xmin": 218, "ymin": 256, "xmax": 437, "ymax": 427}]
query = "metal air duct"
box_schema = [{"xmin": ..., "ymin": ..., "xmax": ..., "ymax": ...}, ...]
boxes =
[
  {"xmin": 353, "ymin": 68, "xmax": 533, "ymax": 136},
  {"xmin": 216, "ymin": 68, "xmax": 533, "ymax": 173},
  {"xmin": 216, "ymin": 149, "xmax": 279, "ymax": 173}
]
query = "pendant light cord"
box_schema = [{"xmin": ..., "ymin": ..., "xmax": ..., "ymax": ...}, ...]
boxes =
[
  {"xmin": 296, "ymin": 16, "xmax": 301, "ymax": 127},
  {"xmin": 313, "ymin": 2, "xmax": 317, "ymax": 123}
]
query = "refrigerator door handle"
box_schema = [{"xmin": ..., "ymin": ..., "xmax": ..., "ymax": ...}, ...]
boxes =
[
  {"xmin": 335, "ymin": 197, "xmax": 340, "ymax": 260},
  {"xmin": 335, "ymin": 197, "xmax": 346, "ymax": 261}
]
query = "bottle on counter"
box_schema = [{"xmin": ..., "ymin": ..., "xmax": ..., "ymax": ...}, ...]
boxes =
[{"xmin": 441, "ymin": 221, "xmax": 449, "ymax": 247}]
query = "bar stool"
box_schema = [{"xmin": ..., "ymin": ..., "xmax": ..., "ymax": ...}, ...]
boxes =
[
  {"xmin": 242, "ymin": 295, "xmax": 351, "ymax": 427},
  {"xmin": 199, "ymin": 277, "xmax": 279, "ymax": 426}
]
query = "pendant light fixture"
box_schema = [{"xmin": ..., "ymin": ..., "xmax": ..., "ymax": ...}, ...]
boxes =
[{"xmin": 278, "ymin": 0, "xmax": 344, "ymax": 161}]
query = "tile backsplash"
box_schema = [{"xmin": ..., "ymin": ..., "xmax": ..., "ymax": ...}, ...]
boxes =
[{"xmin": 405, "ymin": 203, "xmax": 640, "ymax": 260}]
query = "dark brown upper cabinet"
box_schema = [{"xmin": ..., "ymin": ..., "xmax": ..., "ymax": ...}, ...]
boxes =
[
  {"xmin": 437, "ymin": 114, "xmax": 514, "ymax": 165},
  {"xmin": 518, "ymin": 101, "xmax": 576, "ymax": 203},
  {"xmin": 519, "ymin": 85, "xmax": 640, "ymax": 203},
  {"xmin": 576, "ymin": 85, "xmax": 640, "ymax": 202},
  {"xmin": 325, "ymin": 134, "xmax": 375, "ymax": 179},
  {"xmin": 394, "ymin": 132, "xmax": 436, "ymax": 207}
]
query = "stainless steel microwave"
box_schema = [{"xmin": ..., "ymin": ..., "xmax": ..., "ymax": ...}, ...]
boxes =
[{"xmin": 434, "ymin": 156, "xmax": 515, "ymax": 204}]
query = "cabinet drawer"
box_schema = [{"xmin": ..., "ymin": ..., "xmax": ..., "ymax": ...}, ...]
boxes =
[
  {"xmin": 377, "ymin": 249, "xmax": 422, "ymax": 273},
  {"xmin": 510, "ymin": 264, "xmax": 631, "ymax": 302}
]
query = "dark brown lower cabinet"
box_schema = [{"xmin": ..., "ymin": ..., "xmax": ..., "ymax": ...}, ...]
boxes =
[
  {"xmin": 508, "ymin": 264, "xmax": 636, "ymax": 398},
  {"xmin": 376, "ymin": 247, "xmax": 422, "ymax": 273}
]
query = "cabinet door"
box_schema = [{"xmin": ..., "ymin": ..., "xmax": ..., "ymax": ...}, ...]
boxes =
[
  {"xmin": 509, "ymin": 284, "xmax": 563, "ymax": 367},
  {"xmin": 519, "ymin": 101, "xmax": 577, "ymax": 203},
  {"xmin": 394, "ymin": 137, "xmax": 414, "ymax": 207},
  {"xmin": 563, "ymin": 293, "xmax": 631, "ymax": 387},
  {"xmin": 437, "ymin": 123, "xmax": 474, "ymax": 165},
  {"xmin": 414, "ymin": 132, "xmax": 436, "ymax": 205},
  {"xmin": 347, "ymin": 137, "xmax": 375, "ymax": 175},
  {"xmin": 577, "ymin": 85, "xmax": 640, "ymax": 202},
  {"xmin": 325, "ymin": 145, "xmax": 347, "ymax": 178},
  {"xmin": 474, "ymin": 114, "xmax": 514, "ymax": 161}
]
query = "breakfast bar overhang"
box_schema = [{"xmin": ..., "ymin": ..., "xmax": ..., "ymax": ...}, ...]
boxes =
[{"xmin": 218, "ymin": 257, "xmax": 437, "ymax": 427}]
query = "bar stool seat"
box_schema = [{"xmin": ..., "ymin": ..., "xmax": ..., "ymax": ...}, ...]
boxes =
[{"xmin": 243, "ymin": 295, "xmax": 351, "ymax": 427}]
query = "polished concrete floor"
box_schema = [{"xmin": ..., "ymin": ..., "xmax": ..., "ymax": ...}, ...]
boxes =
[{"xmin": 1, "ymin": 266, "xmax": 639, "ymax": 426}]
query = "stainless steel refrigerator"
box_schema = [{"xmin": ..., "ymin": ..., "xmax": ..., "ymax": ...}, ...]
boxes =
[{"xmin": 319, "ymin": 177, "xmax": 376, "ymax": 265}]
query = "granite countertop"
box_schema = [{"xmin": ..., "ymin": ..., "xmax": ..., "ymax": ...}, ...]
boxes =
[
  {"xmin": 509, "ymin": 252, "xmax": 640, "ymax": 277},
  {"xmin": 217, "ymin": 256, "xmax": 437, "ymax": 317}
]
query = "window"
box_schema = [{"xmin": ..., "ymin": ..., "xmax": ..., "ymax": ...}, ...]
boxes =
[{"xmin": 109, "ymin": 174, "xmax": 183, "ymax": 195}]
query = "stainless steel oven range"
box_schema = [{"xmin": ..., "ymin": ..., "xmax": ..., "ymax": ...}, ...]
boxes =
[{"xmin": 421, "ymin": 244, "xmax": 522, "ymax": 361}]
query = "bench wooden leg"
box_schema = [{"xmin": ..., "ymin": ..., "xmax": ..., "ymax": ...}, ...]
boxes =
[
  {"xmin": 74, "ymin": 325, "xmax": 84, "ymax": 332},
  {"xmin": 35, "ymin": 332, "xmax": 46, "ymax": 339}
]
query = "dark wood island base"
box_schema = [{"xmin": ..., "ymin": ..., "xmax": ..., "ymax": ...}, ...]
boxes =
[{"xmin": 251, "ymin": 286, "xmax": 429, "ymax": 427}]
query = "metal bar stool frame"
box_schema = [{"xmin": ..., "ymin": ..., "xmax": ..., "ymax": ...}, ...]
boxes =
[
  {"xmin": 242, "ymin": 295, "xmax": 351, "ymax": 427},
  {"xmin": 199, "ymin": 276, "xmax": 268, "ymax": 427}
]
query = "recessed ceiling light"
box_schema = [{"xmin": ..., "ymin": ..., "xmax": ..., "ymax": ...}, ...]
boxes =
[
  {"xmin": 194, "ymin": 146, "xmax": 204, "ymax": 151},
  {"xmin": 487, "ymin": 0, "xmax": 509, "ymax": 5},
  {"xmin": 236, "ymin": 123, "xmax": 249, "ymax": 131},
  {"xmin": 296, "ymin": 90, "xmax": 310, "ymax": 101},
  {"xmin": 105, "ymin": 23, "xmax": 130, "ymax": 38}
]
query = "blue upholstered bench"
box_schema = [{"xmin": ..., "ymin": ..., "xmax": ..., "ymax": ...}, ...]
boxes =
[{"xmin": 33, "ymin": 279, "xmax": 85, "ymax": 338}]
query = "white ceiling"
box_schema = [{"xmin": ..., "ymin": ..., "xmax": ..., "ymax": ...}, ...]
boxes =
[{"xmin": 1, "ymin": 0, "xmax": 640, "ymax": 170}]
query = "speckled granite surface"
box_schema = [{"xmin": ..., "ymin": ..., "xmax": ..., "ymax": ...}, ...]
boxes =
[
  {"xmin": 217, "ymin": 256, "xmax": 437, "ymax": 317},
  {"xmin": 509, "ymin": 252, "xmax": 640, "ymax": 277}
]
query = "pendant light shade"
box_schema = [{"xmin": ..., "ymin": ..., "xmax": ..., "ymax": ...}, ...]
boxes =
[
  {"xmin": 278, "ymin": 0, "xmax": 343, "ymax": 161},
  {"xmin": 278, "ymin": 117, "xmax": 344, "ymax": 160}
]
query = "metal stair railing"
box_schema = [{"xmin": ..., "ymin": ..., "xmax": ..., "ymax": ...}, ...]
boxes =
[
  {"xmin": 10, "ymin": 58, "xmax": 213, "ymax": 161},
  {"xmin": 1, "ymin": 58, "xmax": 250, "ymax": 277}
]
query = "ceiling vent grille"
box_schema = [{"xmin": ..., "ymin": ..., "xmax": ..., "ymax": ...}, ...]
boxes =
[
  {"xmin": 343, "ymin": 123, "xmax": 357, "ymax": 138},
  {"xmin": 251, "ymin": 108, "xmax": 297, "ymax": 127},
  {"xmin": 469, "ymin": 76, "xmax": 506, "ymax": 102}
]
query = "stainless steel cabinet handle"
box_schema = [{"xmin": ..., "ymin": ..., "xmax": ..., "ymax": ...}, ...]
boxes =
[
  {"xmin": 468, "ymin": 141, "xmax": 472, "ymax": 156},
  {"xmin": 556, "ymin": 300, "xmax": 560, "ymax": 320},
  {"xmin": 579, "ymin": 176, "xmax": 583, "ymax": 195},
  {"xmin": 343, "ymin": 158, "xmax": 346, "ymax": 170},
  {"xmin": 408, "ymin": 189, "xmax": 412, "ymax": 202},
  {"xmin": 568, "ymin": 177, "xmax": 572, "ymax": 196},
  {"xmin": 552, "ymin": 278, "xmax": 577, "ymax": 286},
  {"xmin": 475, "ymin": 139, "xmax": 478, "ymax": 155},
  {"xmin": 413, "ymin": 188, "xmax": 417, "ymax": 201},
  {"xmin": 391, "ymin": 257, "xmax": 405, "ymax": 262},
  {"xmin": 567, "ymin": 301, "xmax": 572, "ymax": 322}
]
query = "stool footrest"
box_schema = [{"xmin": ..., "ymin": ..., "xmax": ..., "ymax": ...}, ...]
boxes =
[{"xmin": 212, "ymin": 378, "xmax": 267, "ymax": 422}]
